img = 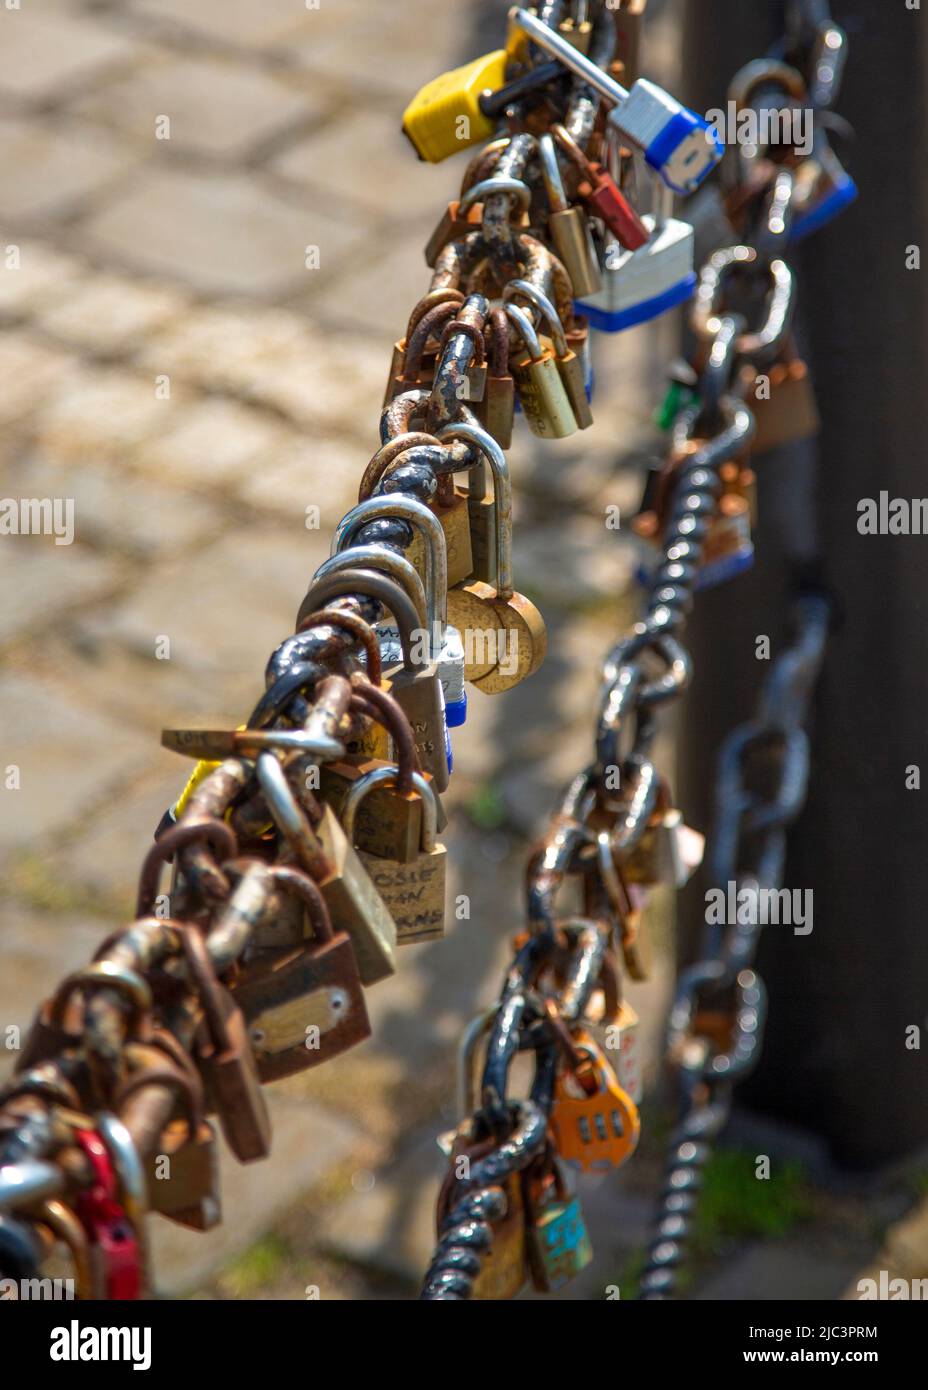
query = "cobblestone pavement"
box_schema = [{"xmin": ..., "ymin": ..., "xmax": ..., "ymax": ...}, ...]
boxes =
[{"xmin": 0, "ymin": 0, "xmax": 917, "ymax": 1302}]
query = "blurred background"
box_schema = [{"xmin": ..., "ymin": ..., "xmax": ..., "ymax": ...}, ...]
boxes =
[{"xmin": 0, "ymin": 0, "xmax": 925, "ymax": 1300}]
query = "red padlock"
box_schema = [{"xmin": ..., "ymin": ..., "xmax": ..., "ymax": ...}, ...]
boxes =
[
  {"xmin": 74, "ymin": 1127, "xmax": 142, "ymax": 1299},
  {"xmin": 553, "ymin": 123, "xmax": 649, "ymax": 250}
]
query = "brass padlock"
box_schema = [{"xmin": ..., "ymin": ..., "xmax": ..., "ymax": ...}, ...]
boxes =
[
  {"xmin": 506, "ymin": 302, "xmax": 578, "ymax": 439},
  {"xmin": 538, "ymin": 132, "xmax": 602, "ymax": 299},
  {"xmin": 145, "ymin": 1118, "xmax": 221, "ymax": 1232},
  {"xmin": 738, "ymin": 350, "xmax": 820, "ymax": 455},
  {"xmin": 234, "ymin": 864, "xmax": 371, "ymax": 1079},
  {"xmin": 437, "ymin": 1131, "xmax": 528, "ymax": 1300},
  {"xmin": 505, "ymin": 279, "xmax": 592, "ymax": 429},
  {"xmin": 298, "ymin": 565, "xmax": 448, "ymax": 793},
  {"xmin": 255, "ymin": 749, "xmax": 397, "ymax": 986},
  {"xmin": 439, "ymin": 419, "xmax": 546, "ymax": 693},
  {"xmin": 343, "ymin": 765, "xmax": 446, "ymax": 945}
]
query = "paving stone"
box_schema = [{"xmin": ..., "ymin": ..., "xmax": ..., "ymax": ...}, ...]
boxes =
[
  {"xmin": 0, "ymin": 240, "xmax": 84, "ymax": 318},
  {"xmin": 151, "ymin": 1094, "xmax": 364, "ymax": 1297},
  {"xmin": 16, "ymin": 451, "xmax": 219, "ymax": 556},
  {"xmin": 695, "ymin": 1240, "xmax": 867, "ymax": 1301},
  {"xmin": 0, "ymin": 535, "xmax": 122, "ymax": 645},
  {"xmin": 517, "ymin": 515, "xmax": 638, "ymax": 609},
  {"xmin": 138, "ymin": 301, "xmax": 308, "ymax": 391},
  {"xmin": 82, "ymin": 165, "xmax": 364, "ymax": 297},
  {"xmin": 71, "ymin": 53, "xmax": 315, "ymax": 159},
  {"xmin": 0, "ymin": 334, "xmax": 79, "ymax": 428},
  {"xmin": 135, "ymin": 396, "xmax": 291, "ymax": 490},
  {"xmin": 316, "ymin": 1127, "xmax": 446, "ymax": 1280},
  {"xmin": 34, "ymin": 366, "xmax": 187, "ymax": 464},
  {"xmin": 0, "ymin": 672, "xmax": 151, "ymax": 852},
  {"xmin": 0, "ymin": 117, "xmax": 132, "ymax": 223},
  {"xmin": 305, "ymin": 232, "xmax": 437, "ymax": 341},
  {"xmin": 0, "ymin": 903, "xmax": 109, "ymax": 1081},
  {"xmin": 36, "ymin": 273, "xmax": 188, "ymax": 355},
  {"xmin": 81, "ymin": 527, "xmax": 328, "ymax": 681},
  {"xmin": 270, "ymin": 108, "xmax": 440, "ymax": 216},
  {"xmin": 52, "ymin": 761, "xmax": 207, "ymax": 917},
  {"xmin": 247, "ymin": 334, "xmax": 387, "ymax": 440},
  {"xmin": 293, "ymin": 5, "xmax": 466, "ymax": 102},
  {"xmin": 0, "ymin": 8, "xmax": 137, "ymax": 102},
  {"xmin": 237, "ymin": 432, "xmax": 367, "ymax": 527},
  {"xmin": 127, "ymin": 0, "xmax": 325, "ymax": 49}
]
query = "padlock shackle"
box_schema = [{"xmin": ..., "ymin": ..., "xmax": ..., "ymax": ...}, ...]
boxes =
[
  {"xmin": 333, "ymin": 496, "xmax": 448, "ymax": 642},
  {"xmin": 182, "ymin": 927, "xmax": 238, "ymax": 1056},
  {"xmin": 317, "ymin": 546, "xmax": 428, "ymax": 631},
  {"xmin": 50, "ymin": 960, "xmax": 152, "ymax": 1033},
  {"xmin": 255, "ymin": 752, "xmax": 334, "ymax": 881},
  {"xmin": 537, "ymin": 132, "xmax": 569, "ymax": 214},
  {"xmin": 459, "ymin": 175, "xmax": 532, "ymax": 214},
  {"xmin": 437, "ymin": 420, "xmax": 514, "ymax": 598},
  {"xmin": 342, "ymin": 766, "xmax": 438, "ymax": 852},
  {"xmin": 96, "ymin": 1112, "xmax": 151, "ymax": 1290},
  {"xmin": 348, "ymin": 679, "xmax": 420, "ymax": 792},
  {"xmin": 269, "ymin": 863, "xmax": 335, "ymax": 945},
  {"xmin": 504, "ymin": 278, "xmax": 569, "ymax": 357},
  {"xmin": 504, "ymin": 302, "xmax": 543, "ymax": 362},
  {"xmin": 296, "ymin": 568, "xmax": 421, "ymax": 672}
]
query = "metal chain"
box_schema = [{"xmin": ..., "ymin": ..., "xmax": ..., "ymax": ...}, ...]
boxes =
[{"xmin": 422, "ymin": 0, "xmax": 847, "ymax": 1301}]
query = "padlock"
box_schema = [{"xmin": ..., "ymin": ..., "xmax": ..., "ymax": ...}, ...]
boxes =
[
  {"xmin": 145, "ymin": 1119, "xmax": 221, "ymax": 1232},
  {"xmin": 402, "ymin": 50, "xmax": 509, "ymax": 164},
  {"xmin": 438, "ymin": 418, "xmax": 547, "ymax": 692},
  {"xmin": 425, "ymin": 198, "xmax": 484, "ymax": 268},
  {"xmin": 612, "ymin": 1000, "xmax": 643, "ymax": 1104},
  {"xmin": 522, "ymin": 1159, "xmax": 593, "ymax": 1293},
  {"xmin": 335, "ymin": 493, "xmax": 468, "ymax": 736},
  {"xmin": 31, "ymin": 1198, "xmax": 96, "ymax": 1299},
  {"xmin": 537, "ymin": 132, "xmax": 602, "ymax": 298},
  {"xmin": 549, "ymin": 1031, "xmax": 640, "ymax": 1172},
  {"xmin": 506, "ymin": 301, "xmax": 578, "ymax": 439},
  {"xmin": 255, "ymin": 749, "xmax": 398, "ymax": 985},
  {"xmin": 509, "ymin": 9, "xmax": 722, "ymax": 193},
  {"xmin": 790, "ymin": 135, "xmax": 857, "ymax": 242},
  {"xmin": 478, "ymin": 305, "xmax": 515, "ymax": 450},
  {"xmin": 504, "ymin": 280, "xmax": 592, "ymax": 429},
  {"xmin": 343, "ymin": 765, "xmax": 446, "ymax": 945},
  {"xmin": 234, "ymin": 864, "xmax": 371, "ymax": 1080},
  {"xmin": 551, "ymin": 122, "xmax": 649, "ymax": 250},
  {"xmin": 575, "ymin": 188, "xmax": 696, "ymax": 333},
  {"xmin": 299, "ymin": 567, "xmax": 449, "ymax": 793},
  {"xmin": 619, "ymin": 796, "xmax": 704, "ymax": 890},
  {"xmin": 437, "ymin": 1132, "xmax": 528, "ymax": 1300},
  {"xmin": 738, "ymin": 350, "xmax": 820, "ymax": 454},
  {"xmin": 75, "ymin": 1115, "xmax": 150, "ymax": 1299},
  {"xmin": 182, "ymin": 928, "xmax": 272, "ymax": 1163},
  {"xmin": 320, "ymin": 675, "xmax": 443, "ymax": 861}
]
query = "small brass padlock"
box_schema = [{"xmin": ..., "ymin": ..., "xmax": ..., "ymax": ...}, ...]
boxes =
[
  {"xmin": 504, "ymin": 279, "xmax": 592, "ymax": 429},
  {"xmin": 738, "ymin": 351, "xmax": 820, "ymax": 455},
  {"xmin": 506, "ymin": 302, "xmax": 578, "ymax": 439},
  {"xmin": 439, "ymin": 420, "xmax": 546, "ymax": 693},
  {"xmin": 343, "ymin": 765, "xmax": 447, "ymax": 945},
  {"xmin": 256, "ymin": 750, "xmax": 397, "ymax": 986}
]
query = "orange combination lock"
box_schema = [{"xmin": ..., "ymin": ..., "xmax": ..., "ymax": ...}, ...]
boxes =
[{"xmin": 549, "ymin": 1030, "xmax": 640, "ymax": 1172}]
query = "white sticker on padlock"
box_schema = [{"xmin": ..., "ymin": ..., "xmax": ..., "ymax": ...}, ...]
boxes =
[
  {"xmin": 661, "ymin": 809, "xmax": 705, "ymax": 889},
  {"xmin": 615, "ymin": 1003, "xmax": 643, "ymax": 1104}
]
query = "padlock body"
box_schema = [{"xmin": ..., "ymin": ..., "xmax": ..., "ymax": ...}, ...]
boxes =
[
  {"xmin": 526, "ymin": 1195, "xmax": 593, "ymax": 1292},
  {"xmin": 472, "ymin": 1174, "xmax": 528, "ymax": 1300},
  {"xmin": 314, "ymin": 804, "xmax": 398, "ymax": 984},
  {"xmin": 146, "ymin": 1119, "xmax": 221, "ymax": 1231},
  {"xmin": 511, "ymin": 348, "xmax": 578, "ymax": 439},
  {"xmin": 577, "ymin": 215, "xmax": 696, "ymax": 333},
  {"xmin": 402, "ymin": 51, "xmax": 508, "ymax": 163},
  {"xmin": 407, "ymin": 491, "xmax": 474, "ymax": 589},
  {"xmin": 320, "ymin": 758, "xmax": 426, "ymax": 863},
  {"xmin": 383, "ymin": 660, "xmax": 449, "ymax": 793},
  {"xmin": 236, "ymin": 936, "xmax": 371, "ymax": 1080},
  {"xmin": 197, "ymin": 989, "xmax": 272, "ymax": 1164},
  {"xmin": 359, "ymin": 844, "xmax": 446, "ymax": 945},
  {"xmin": 548, "ymin": 207, "xmax": 602, "ymax": 298},
  {"xmin": 478, "ymin": 374, "xmax": 515, "ymax": 450}
]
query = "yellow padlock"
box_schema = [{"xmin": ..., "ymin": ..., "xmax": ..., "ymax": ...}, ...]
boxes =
[{"xmin": 402, "ymin": 51, "xmax": 509, "ymax": 164}]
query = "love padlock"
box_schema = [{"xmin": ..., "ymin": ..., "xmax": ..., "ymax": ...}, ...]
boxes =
[{"xmin": 549, "ymin": 1031, "xmax": 640, "ymax": 1172}]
